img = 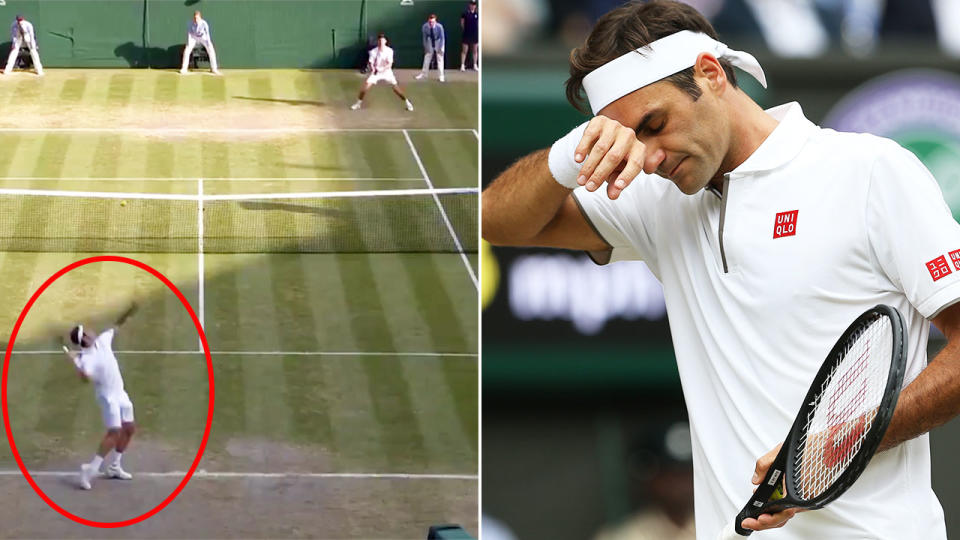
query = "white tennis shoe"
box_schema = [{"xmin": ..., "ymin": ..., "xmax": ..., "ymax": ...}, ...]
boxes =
[
  {"xmin": 350, "ymin": 101, "xmax": 362, "ymax": 110},
  {"xmin": 79, "ymin": 463, "xmax": 94, "ymax": 490},
  {"xmin": 106, "ymin": 465, "xmax": 133, "ymax": 480},
  {"xmin": 415, "ymin": 73, "xmax": 426, "ymax": 80},
  {"xmin": 405, "ymin": 100, "xmax": 414, "ymax": 112}
]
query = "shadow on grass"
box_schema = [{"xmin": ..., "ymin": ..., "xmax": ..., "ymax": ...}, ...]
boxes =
[{"xmin": 232, "ymin": 95, "xmax": 326, "ymax": 107}]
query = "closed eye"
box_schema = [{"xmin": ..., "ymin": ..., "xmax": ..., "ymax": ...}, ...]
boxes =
[{"xmin": 635, "ymin": 116, "xmax": 666, "ymax": 136}]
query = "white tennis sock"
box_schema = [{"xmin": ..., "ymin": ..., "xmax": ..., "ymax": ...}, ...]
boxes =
[
  {"xmin": 110, "ymin": 451, "xmax": 122, "ymax": 467},
  {"xmin": 90, "ymin": 455, "xmax": 104, "ymax": 470}
]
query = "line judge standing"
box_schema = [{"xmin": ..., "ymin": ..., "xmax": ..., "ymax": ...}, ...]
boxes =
[
  {"xmin": 460, "ymin": 0, "xmax": 479, "ymax": 71},
  {"xmin": 180, "ymin": 10, "xmax": 220, "ymax": 75},
  {"xmin": 416, "ymin": 14, "xmax": 446, "ymax": 82},
  {"xmin": 4, "ymin": 15, "xmax": 43, "ymax": 76}
]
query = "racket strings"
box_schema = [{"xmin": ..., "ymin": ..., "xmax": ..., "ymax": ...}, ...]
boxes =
[{"xmin": 794, "ymin": 315, "xmax": 892, "ymax": 500}]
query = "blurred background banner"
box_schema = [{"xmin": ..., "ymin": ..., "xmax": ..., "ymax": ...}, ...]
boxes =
[{"xmin": 482, "ymin": 1, "xmax": 960, "ymax": 539}]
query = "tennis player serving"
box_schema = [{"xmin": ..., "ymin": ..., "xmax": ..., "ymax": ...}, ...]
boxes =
[
  {"xmin": 63, "ymin": 303, "xmax": 138, "ymax": 490},
  {"xmin": 483, "ymin": 1, "xmax": 960, "ymax": 537}
]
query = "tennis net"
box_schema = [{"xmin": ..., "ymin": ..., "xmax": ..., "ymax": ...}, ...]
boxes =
[{"xmin": 0, "ymin": 187, "xmax": 478, "ymax": 253}]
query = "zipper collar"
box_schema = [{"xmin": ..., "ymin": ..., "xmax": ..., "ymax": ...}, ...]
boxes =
[{"xmin": 728, "ymin": 102, "xmax": 816, "ymax": 177}]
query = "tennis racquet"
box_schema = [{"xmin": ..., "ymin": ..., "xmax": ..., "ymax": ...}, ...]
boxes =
[{"xmin": 719, "ymin": 304, "xmax": 907, "ymax": 538}]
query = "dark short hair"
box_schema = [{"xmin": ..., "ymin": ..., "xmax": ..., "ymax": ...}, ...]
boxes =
[
  {"xmin": 377, "ymin": 32, "xmax": 386, "ymax": 39},
  {"xmin": 566, "ymin": 0, "xmax": 738, "ymax": 114},
  {"xmin": 428, "ymin": 13, "xmax": 437, "ymax": 20},
  {"xmin": 70, "ymin": 326, "xmax": 83, "ymax": 345}
]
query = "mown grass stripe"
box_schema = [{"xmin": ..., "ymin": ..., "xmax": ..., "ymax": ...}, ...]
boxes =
[
  {"xmin": 106, "ymin": 73, "xmax": 135, "ymax": 108},
  {"xmin": 234, "ymin": 257, "xmax": 289, "ymax": 442},
  {"xmin": 398, "ymin": 252, "xmax": 478, "ymax": 452},
  {"xmin": 400, "ymin": 358, "xmax": 476, "ymax": 470},
  {"xmin": 153, "ymin": 70, "xmax": 179, "ymax": 104},
  {"xmin": 442, "ymin": 356, "xmax": 478, "ymax": 451},
  {"xmin": 269, "ymin": 256, "xmax": 334, "ymax": 445},
  {"xmin": 58, "ymin": 76, "xmax": 87, "ymax": 103},
  {"xmin": 205, "ymin": 264, "xmax": 247, "ymax": 448},
  {"xmin": 0, "ymin": 135, "xmax": 21, "ymax": 188},
  {"xmin": 338, "ymin": 253, "xmax": 429, "ymax": 470},
  {"xmin": 201, "ymin": 70, "xmax": 227, "ymax": 103},
  {"xmin": 248, "ymin": 75, "xmax": 272, "ymax": 101}
]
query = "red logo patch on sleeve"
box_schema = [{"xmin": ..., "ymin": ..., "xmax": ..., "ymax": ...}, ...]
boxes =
[
  {"xmin": 927, "ymin": 255, "xmax": 952, "ymax": 281},
  {"xmin": 773, "ymin": 210, "xmax": 798, "ymax": 239},
  {"xmin": 949, "ymin": 249, "xmax": 960, "ymax": 271}
]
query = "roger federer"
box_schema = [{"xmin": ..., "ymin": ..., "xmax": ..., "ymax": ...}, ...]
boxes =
[
  {"xmin": 483, "ymin": 1, "xmax": 960, "ymax": 538},
  {"xmin": 63, "ymin": 304, "xmax": 138, "ymax": 490}
]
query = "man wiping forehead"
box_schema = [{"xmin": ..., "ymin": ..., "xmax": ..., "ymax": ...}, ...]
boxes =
[{"xmin": 483, "ymin": 1, "xmax": 960, "ymax": 538}]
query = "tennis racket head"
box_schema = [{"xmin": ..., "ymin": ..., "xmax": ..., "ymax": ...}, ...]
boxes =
[{"xmin": 732, "ymin": 304, "xmax": 907, "ymax": 536}]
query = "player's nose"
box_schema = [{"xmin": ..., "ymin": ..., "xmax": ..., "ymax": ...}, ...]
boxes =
[{"xmin": 643, "ymin": 146, "xmax": 666, "ymax": 175}]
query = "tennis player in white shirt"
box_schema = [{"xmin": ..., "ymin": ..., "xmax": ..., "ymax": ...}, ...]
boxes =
[
  {"xmin": 180, "ymin": 10, "xmax": 220, "ymax": 75},
  {"xmin": 63, "ymin": 304, "xmax": 138, "ymax": 490},
  {"xmin": 351, "ymin": 33, "xmax": 414, "ymax": 111}
]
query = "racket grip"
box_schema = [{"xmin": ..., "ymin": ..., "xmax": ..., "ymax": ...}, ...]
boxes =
[{"xmin": 733, "ymin": 509, "xmax": 754, "ymax": 536}]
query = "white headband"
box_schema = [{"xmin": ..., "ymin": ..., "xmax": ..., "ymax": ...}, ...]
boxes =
[{"xmin": 582, "ymin": 30, "xmax": 767, "ymax": 115}]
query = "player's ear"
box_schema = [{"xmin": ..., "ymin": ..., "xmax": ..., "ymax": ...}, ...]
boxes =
[{"xmin": 694, "ymin": 53, "xmax": 725, "ymax": 93}]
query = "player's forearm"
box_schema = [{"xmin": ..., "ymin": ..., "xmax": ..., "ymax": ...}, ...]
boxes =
[
  {"xmin": 481, "ymin": 148, "xmax": 573, "ymax": 246},
  {"xmin": 880, "ymin": 332, "xmax": 960, "ymax": 451}
]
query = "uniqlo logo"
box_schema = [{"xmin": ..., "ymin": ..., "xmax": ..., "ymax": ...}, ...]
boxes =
[
  {"xmin": 949, "ymin": 249, "xmax": 960, "ymax": 271},
  {"xmin": 773, "ymin": 210, "xmax": 798, "ymax": 239},
  {"xmin": 927, "ymin": 255, "xmax": 952, "ymax": 281}
]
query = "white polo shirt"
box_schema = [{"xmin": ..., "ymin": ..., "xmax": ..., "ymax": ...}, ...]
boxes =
[
  {"xmin": 76, "ymin": 329, "xmax": 126, "ymax": 399},
  {"xmin": 574, "ymin": 103, "xmax": 958, "ymax": 539},
  {"xmin": 368, "ymin": 46, "xmax": 394, "ymax": 75}
]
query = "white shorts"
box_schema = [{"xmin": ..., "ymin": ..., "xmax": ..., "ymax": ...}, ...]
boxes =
[
  {"xmin": 97, "ymin": 392, "xmax": 134, "ymax": 429},
  {"xmin": 366, "ymin": 70, "xmax": 398, "ymax": 86}
]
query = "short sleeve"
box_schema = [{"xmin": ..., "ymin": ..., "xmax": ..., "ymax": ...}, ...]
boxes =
[
  {"xmin": 866, "ymin": 139, "xmax": 960, "ymax": 318},
  {"xmin": 571, "ymin": 173, "xmax": 663, "ymax": 266}
]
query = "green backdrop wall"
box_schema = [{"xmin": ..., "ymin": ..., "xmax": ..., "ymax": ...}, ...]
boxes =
[{"xmin": 0, "ymin": 0, "xmax": 470, "ymax": 68}]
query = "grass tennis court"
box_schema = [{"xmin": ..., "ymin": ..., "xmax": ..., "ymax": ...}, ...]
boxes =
[{"xmin": 0, "ymin": 69, "xmax": 478, "ymax": 538}]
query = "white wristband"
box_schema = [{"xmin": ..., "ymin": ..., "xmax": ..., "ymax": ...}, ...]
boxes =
[{"xmin": 548, "ymin": 121, "xmax": 589, "ymax": 189}]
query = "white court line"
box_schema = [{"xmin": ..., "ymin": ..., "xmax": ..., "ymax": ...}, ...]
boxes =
[
  {"xmin": 197, "ymin": 178, "xmax": 205, "ymax": 353},
  {"xmin": 401, "ymin": 130, "xmax": 479, "ymax": 291},
  {"xmin": 12, "ymin": 350, "xmax": 477, "ymax": 357},
  {"xmin": 0, "ymin": 177, "xmax": 427, "ymax": 182},
  {"xmin": 0, "ymin": 187, "xmax": 476, "ymax": 201},
  {"xmin": 0, "ymin": 470, "xmax": 477, "ymax": 481},
  {"xmin": 0, "ymin": 127, "xmax": 476, "ymax": 134}
]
